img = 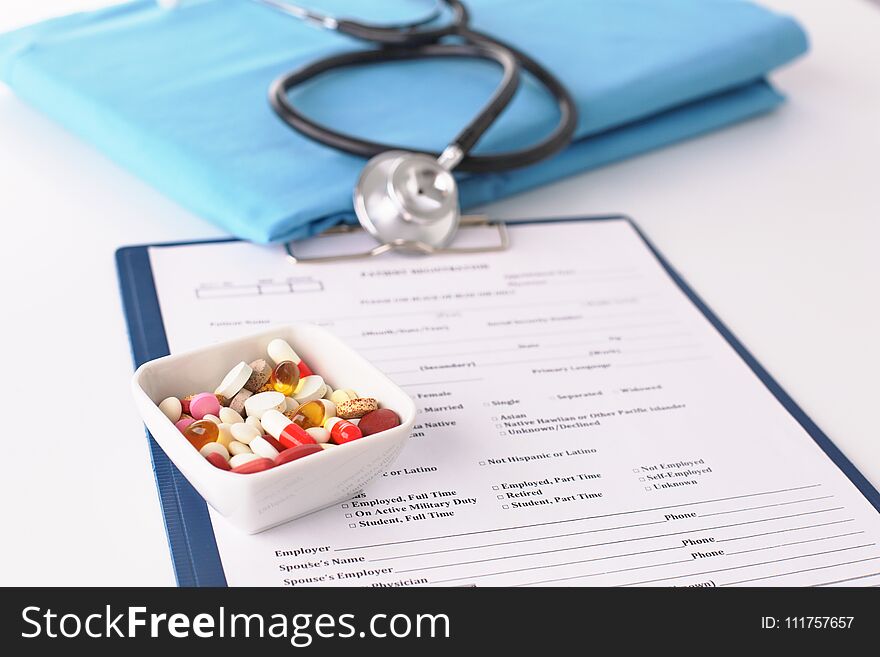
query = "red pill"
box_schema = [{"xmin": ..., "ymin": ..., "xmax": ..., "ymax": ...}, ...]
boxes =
[
  {"xmin": 262, "ymin": 435, "xmax": 285, "ymax": 452},
  {"xmin": 358, "ymin": 408, "xmax": 402, "ymax": 436},
  {"xmin": 205, "ymin": 452, "xmax": 231, "ymax": 471},
  {"xmin": 280, "ymin": 423, "xmax": 317, "ymax": 449},
  {"xmin": 297, "ymin": 360, "xmax": 314, "ymax": 378},
  {"xmin": 231, "ymin": 457, "xmax": 275, "ymax": 474},
  {"xmin": 325, "ymin": 416, "xmax": 363, "ymax": 444},
  {"xmin": 275, "ymin": 444, "xmax": 323, "ymax": 466}
]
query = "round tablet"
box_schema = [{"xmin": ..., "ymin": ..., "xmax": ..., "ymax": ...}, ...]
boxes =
[
  {"xmin": 244, "ymin": 391, "xmax": 286, "ymax": 419},
  {"xmin": 189, "ymin": 393, "xmax": 221, "ymax": 420},
  {"xmin": 199, "ymin": 442, "xmax": 230, "ymax": 461},
  {"xmin": 219, "ymin": 407, "xmax": 244, "ymax": 425},
  {"xmin": 250, "ymin": 436, "xmax": 280, "ymax": 460},
  {"xmin": 214, "ymin": 362, "xmax": 253, "ymax": 398},
  {"xmin": 292, "ymin": 375, "xmax": 326, "ymax": 403},
  {"xmin": 229, "ymin": 452, "xmax": 261, "ymax": 468}
]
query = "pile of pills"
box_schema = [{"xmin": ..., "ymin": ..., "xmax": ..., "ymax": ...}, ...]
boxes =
[{"xmin": 156, "ymin": 338, "xmax": 401, "ymax": 474}]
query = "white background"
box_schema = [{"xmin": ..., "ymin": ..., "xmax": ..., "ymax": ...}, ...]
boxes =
[{"xmin": 0, "ymin": 0, "xmax": 877, "ymax": 586}]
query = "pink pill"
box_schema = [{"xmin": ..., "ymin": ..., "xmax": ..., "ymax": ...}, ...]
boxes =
[
  {"xmin": 175, "ymin": 417, "xmax": 195, "ymax": 432},
  {"xmin": 205, "ymin": 452, "xmax": 231, "ymax": 471},
  {"xmin": 189, "ymin": 392, "xmax": 221, "ymax": 420}
]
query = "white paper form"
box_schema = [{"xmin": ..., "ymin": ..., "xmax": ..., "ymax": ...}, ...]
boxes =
[{"xmin": 148, "ymin": 219, "xmax": 880, "ymax": 587}]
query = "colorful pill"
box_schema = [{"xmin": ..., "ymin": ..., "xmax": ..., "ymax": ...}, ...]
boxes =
[
  {"xmin": 229, "ymin": 388, "xmax": 252, "ymax": 416},
  {"xmin": 288, "ymin": 399, "xmax": 335, "ymax": 430},
  {"xmin": 336, "ymin": 397, "xmax": 378, "ymax": 419},
  {"xmin": 175, "ymin": 416, "xmax": 195, "ymax": 433},
  {"xmin": 231, "ymin": 457, "xmax": 275, "ymax": 474},
  {"xmin": 189, "ymin": 392, "xmax": 221, "ymax": 420},
  {"xmin": 183, "ymin": 419, "xmax": 219, "ymax": 450},
  {"xmin": 245, "ymin": 359, "xmax": 272, "ymax": 393},
  {"xmin": 262, "ymin": 435, "xmax": 285, "ymax": 452},
  {"xmin": 243, "ymin": 391, "xmax": 286, "ymax": 419},
  {"xmin": 214, "ymin": 362, "xmax": 252, "ymax": 398},
  {"xmin": 270, "ymin": 360, "xmax": 300, "ymax": 396},
  {"xmin": 205, "ymin": 452, "xmax": 231, "ymax": 471},
  {"xmin": 358, "ymin": 408, "xmax": 402, "ymax": 436},
  {"xmin": 275, "ymin": 444, "xmax": 323, "ymax": 466},
  {"xmin": 297, "ymin": 361, "xmax": 314, "ymax": 378},
  {"xmin": 261, "ymin": 409, "xmax": 318, "ymax": 449},
  {"xmin": 158, "ymin": 397, "xmax": 182, "ymax": 423},
  {"xmin": 324, "ymin": 416, "xmax": 363, "ymax": 444},
  {"xmin": 250, "ymin": 435, "xmax": 280, "ymax": 460}
]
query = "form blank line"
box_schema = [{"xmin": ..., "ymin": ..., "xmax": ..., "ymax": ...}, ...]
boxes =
[
  {"xmin": 335, "ymin": 484, "xmax": 823, "ymax": 552},
  {"xmin": 613, "ymin": 544, "xmax": 877, "ymax": 588},
  {"xmin": 397, "ymin": 377, "xmax": 485, "ymax": 387},
  {"xmin": 720, "ymin": 556, "xmax": 880, "ymax": 587},
  {"xmin": 812, "ymin": 571, "xmax": 880, "ymax": 587}
]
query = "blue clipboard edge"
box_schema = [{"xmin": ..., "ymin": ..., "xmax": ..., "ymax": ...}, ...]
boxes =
[{"xmin": 115, "ymin": 215, "xmax": 880, "ymax": 588}]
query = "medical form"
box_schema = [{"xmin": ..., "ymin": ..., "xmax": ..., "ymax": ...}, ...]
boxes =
[{"xmin": 145, "ymin": 219, "xmax": 880, "ymax": 587}]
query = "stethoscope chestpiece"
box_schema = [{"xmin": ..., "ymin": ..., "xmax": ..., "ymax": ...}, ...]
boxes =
[{"xmin": 353, "ymin": 150, "xmax": 461, "ymax": 253}]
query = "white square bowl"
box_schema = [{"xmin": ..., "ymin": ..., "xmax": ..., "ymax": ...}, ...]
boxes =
[{"xmin": 131, "ymin": 323, "xmax": 416, "ymax": 534}]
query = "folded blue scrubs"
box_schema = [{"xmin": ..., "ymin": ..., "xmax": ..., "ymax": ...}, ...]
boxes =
[{"xmin": 0, "ymin": 0, "xmax": 807, "ymax": 243}]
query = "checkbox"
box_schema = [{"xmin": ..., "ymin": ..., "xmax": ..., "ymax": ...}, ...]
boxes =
[
  {"xmin": 499, "ymin": 431, "xmax": 507, "ymax": 436},
  {"xmin": 345, "ymin": 513, "xmax": 352, "ymax": 518},
  {"xmin": 495, "ymin": 424, "xmax": 503, "ymax": 429},
  {"xmin": 492, "ymin": 485, "xmax": 499, "ymax": 490},
  {"xmin": 644, "ymin": 486, "xmax": 652, "ymax": 491},
  {"xmin": 639, "ymin": 477, "xmax": 645, "ymax": 482},
  {"xmin": 342, "ymin": 503, "xmax": 349, "ymax": 508},
  {"xmin": 632, "ymin": 468, "xmax": 639, "ymax": 473},
  {"xmin": 491, "ymin": 416, "xmax": 498, "ymax": 421},
  {"xmin": 349, "ymin": 523, "xmax": 356, "ymax": 528},
  {"xmin": 497, "ymin": 494, "xmax": 504, "ymax": 500},
  {"xmin": 502, "ymin": 505, "xmax": 509, "ymax": 509},
  {"xmin": 479, "ymin": 461, "xmax": 486, "ymax": 466}
]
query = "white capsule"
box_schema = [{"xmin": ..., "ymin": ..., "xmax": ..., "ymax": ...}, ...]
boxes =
[
  {"xmin": 230, "ymin": 452, "xmax": 261, "ymax": 468},
  {"xmin": 202, "ymin": 414, "xmax": 221, "ymax": 425},
  {"xmin": 230, "ymin": 422, "xmax": 260, "ymax": 445},
  {"xmin": 219, "ymin": 407, "xmax": 244, "ymax": 425},
  {"xmin": 267, "ymin": 338, "xmax": 301, "ymax": 366},
  {"xmin": 244, "ymin": 391, "xmax": 286, "ymax": 419},
  {"xmin": 305, "ymin": 427, "xmax": 331, "ymax": 444},
  {"xmin": 228, "ymin": 441, "xmax": 252, "ymax": 456},
  {"xmin": 199, "ymin": 442, "xmax": 230, "ymax": 461},
  {"xmin": 158, "ymin": 397, "xmax": 182, "ymax": 423},
  {"xmin": 250, "ymin": 435, "xmax": 280, "ymax": 460},
  {"xmin": 293, "ymin": 375, "xmax": 325, "ymax": 403},
  {"xmin": 214, "ymin": 361, "xmax": 253, "ymax": 398}
]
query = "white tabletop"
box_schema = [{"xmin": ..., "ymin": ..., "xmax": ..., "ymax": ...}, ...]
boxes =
[{"xmin": 1, "ymin": 0, "xmax": 877, "ymax": 586}]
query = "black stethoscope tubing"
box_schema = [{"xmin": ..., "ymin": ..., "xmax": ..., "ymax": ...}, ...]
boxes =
[{"xmin": 268, "ymin": 0, "xmax": 578, "ymax": 174}]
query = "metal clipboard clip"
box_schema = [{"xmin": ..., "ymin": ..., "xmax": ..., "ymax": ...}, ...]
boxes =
[{"xmin": 284, "ymin": 215, "xmax": 510, "ymax": 264}]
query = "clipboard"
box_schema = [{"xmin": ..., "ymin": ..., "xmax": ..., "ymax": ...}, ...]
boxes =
[{"xmin": 116, "ymin": 215, "xmax": 880, "ymax": 587}]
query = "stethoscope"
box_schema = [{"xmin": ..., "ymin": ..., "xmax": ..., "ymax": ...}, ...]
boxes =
[{"xmin": 257, "ymin": 0, "xmax": 579, "ymax": 255}]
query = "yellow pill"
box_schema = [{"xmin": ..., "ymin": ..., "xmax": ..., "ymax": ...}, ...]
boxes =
[{"xmin": 270, "ymin": 360, "xmax": 300, "ymax": 396}]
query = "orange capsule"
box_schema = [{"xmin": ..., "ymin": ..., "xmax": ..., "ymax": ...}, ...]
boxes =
[
  {"xmin": 183, "ymin": 419, "xmax": 219, "ymax": 450},
  {"xmin": 289, "ymin": 399, "xmax": 333, "ymax": 430},
  {"xmin": 270, "ymin": 360, "xmax": 300, "ymax": 396}
]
